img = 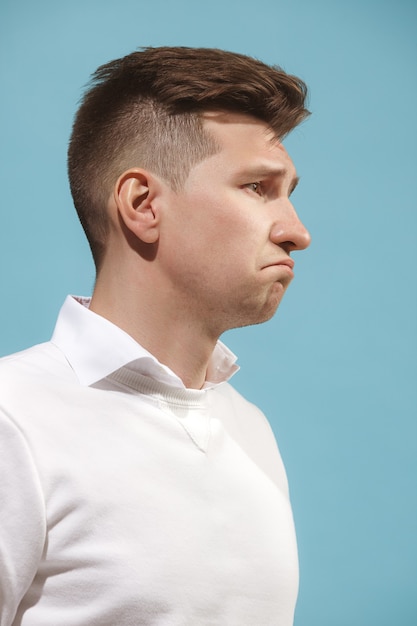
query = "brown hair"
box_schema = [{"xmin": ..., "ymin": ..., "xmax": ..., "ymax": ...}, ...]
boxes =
[{"xmin": 68, "ymin": 46, "xmax": 309, "ymax": 268}]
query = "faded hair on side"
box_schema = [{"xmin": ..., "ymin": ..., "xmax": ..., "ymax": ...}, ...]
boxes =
[{"xmin": 68, "ymin": 46, "xmax": 310, "ymax": 268}]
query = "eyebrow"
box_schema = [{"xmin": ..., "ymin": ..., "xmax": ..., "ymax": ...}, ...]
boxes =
[{"xmin": 238, "ymin": 165, "xmax": 300, "ymax": 195}]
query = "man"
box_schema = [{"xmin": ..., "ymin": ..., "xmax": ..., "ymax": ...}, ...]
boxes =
[{"xmin": 0, "ymin": 47, "xmax": 311, "ymax": 625}]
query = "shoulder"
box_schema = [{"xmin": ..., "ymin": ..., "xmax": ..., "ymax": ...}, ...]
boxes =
[
  {"xmin": 0, "ymin": 342, "xmax": 77, "ymax": 434},
  {"xmin": 0, "ymin": 341, "xmax": 74, "ymax": 388}
]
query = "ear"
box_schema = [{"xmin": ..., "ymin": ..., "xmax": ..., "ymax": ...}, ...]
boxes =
[{"xmin": 114, "ymin": 168, "xmax": 161, "ymax": 244}]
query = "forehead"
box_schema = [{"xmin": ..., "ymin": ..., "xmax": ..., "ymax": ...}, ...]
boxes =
[{"xmin": 200, "ymin": 111, "xmax": 295, "ymax": 174}]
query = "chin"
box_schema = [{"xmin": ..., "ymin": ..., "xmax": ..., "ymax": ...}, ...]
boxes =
[
  {"xmin": 232, "ymin": 295, "xmax": 283, "ymax": 330},
  {"xmin": 258, "ymin": 285, "xmax": 285, "ymax": 320},
  {"xmin": 254, "ymin": 303, "xmax": 281, "ymax": 325}
]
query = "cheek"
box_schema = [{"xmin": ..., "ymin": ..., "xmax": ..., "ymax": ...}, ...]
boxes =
[{"xmin": 171, "ymin": 189, "xmax": 267, "ymax": 269}]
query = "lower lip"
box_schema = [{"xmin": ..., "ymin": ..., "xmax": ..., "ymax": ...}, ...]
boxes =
[{"xmin": 270, "ymin": 264, "xmax": 294, "ymax": 278}]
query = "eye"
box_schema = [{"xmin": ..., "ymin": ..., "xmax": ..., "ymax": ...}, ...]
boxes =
[{"xmin": 245, "ymin": 182, "xmax": 262, "ymax": 195}]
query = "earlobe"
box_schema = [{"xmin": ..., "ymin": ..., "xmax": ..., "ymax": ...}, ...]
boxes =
[{"xmin": 114, "ymin": 168, "xmax": 160, "ymax": 244}]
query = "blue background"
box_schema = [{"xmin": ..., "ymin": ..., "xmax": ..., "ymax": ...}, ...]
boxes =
[{"xmin": 1, "ymin": 0, "xmax": 416, "ymax": 624}]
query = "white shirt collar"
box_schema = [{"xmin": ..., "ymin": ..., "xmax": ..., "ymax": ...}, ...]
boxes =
[{"xmin": 51, "ymin": 296, "xmax": 239, "ymax": 389}]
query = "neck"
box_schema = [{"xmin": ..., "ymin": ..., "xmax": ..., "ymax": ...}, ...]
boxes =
[{"xmin": 90, "ymin": 266, "xmax": 219, "ymax": 390}]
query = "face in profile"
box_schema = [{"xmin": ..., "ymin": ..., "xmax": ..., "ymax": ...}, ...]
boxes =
[{"xmin": 152, "ymin": 112, "xmax": 311, "ymax": 336}]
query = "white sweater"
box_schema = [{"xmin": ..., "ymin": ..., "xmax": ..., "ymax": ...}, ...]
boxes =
[{"xmin": 0, "ymin": 299, "xmax": 298, "ymax": 625}]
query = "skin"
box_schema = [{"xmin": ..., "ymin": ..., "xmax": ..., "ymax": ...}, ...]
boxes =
[{"xmin": 90, "ymin": 112, "xmax": 311, "ymax": 389}]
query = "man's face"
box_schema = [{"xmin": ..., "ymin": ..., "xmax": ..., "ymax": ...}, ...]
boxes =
[{"xmin": 158, "ymin": 112, "xmax": 311, "ymax": 336}]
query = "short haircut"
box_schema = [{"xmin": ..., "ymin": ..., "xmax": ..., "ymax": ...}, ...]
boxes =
[{"xmin": 68, "ymin": 46, "xmax": 310, "ymax": 268}]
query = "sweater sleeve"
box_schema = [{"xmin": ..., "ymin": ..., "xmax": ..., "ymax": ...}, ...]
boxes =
[{"xmin": 0, "ymin": 410, "xmax": 46, "ymax": 625}]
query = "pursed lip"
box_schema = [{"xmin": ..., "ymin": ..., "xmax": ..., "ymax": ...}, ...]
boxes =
[{"xmin": 263, "ymin": 257, "xmax": 295, "ymax": 271}]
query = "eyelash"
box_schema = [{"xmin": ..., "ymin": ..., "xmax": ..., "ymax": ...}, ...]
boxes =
[
  {"xmin": 246, "ymin": 182, "xmax": 263, "ymax": 195},
  {"xmin": 246, "ymin": 182, "xmax": 297, "ymax": 199}
]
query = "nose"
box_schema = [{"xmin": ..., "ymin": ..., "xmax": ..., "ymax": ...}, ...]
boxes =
[{"xmin": 269, "ymin": 200, "xmax": 311, "ymax": 252}]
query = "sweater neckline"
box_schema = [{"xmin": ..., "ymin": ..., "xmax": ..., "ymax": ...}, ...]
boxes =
[
  {"xmin": 109, "ymin": 365, "xmax": 212, "ymax": 407},
  {"xmin": 108, "ymin": 365, "xmax": 214, "ymax": 452}
]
